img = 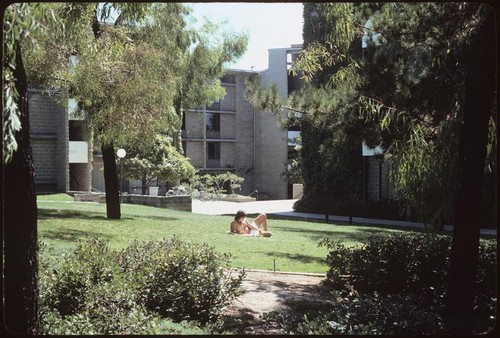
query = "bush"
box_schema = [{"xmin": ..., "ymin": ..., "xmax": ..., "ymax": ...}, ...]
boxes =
[
  {"xmin": 265, "ymin": 233, "xmax": 497, "ymax": 335},
  {"xmin": 294, "ymin": 195, "xmax": 407, "ymax": 220},
  {"xmin": 320, "ymin": 233, "xmax": 495, "ymax": 298},
  {"xmin": 41, "ymin": 237, "xmax": 121, "ymax": 316},
  {"xmin": 119, "ymin": 237, "xmax": 244, "ymax": 324},
  {"xmin": 185, "ymin": 172, "xmax": 244, "ymax": 200},
  {"xmin": 39, "ymin": 237, "xmax": 244, "ymax": 334}
]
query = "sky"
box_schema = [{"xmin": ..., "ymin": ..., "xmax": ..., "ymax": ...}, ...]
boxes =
[{"xmin": 187, "ymin": 2, "xmax": 304, "ymax": 71}]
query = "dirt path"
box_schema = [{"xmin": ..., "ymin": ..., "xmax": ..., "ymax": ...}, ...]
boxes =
[{"xmin": 222, "ymin": 270, "xmax": 331, "ymax": 334}]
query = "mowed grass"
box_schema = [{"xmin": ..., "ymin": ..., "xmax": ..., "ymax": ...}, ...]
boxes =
[{"xmin": 37, "ymin": 194, "xmax": 412, "ymax": 274}]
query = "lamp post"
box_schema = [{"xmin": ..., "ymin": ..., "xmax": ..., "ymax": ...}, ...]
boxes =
[{"xmin": 117, "ymin": 148, "xmax": 126, "ymax": 203}]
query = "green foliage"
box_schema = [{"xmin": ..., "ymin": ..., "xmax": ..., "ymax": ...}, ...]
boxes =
[
  {"xmin": 355, "ymin": 3, "xmax": 496, "ymax": 228},
  {"xmin": 39, "ymin": 237, "xmax": 243, "ymax": 334},
  {"xmin": 266, "ymin": 292, "xmax": 446, "ymax": 335},
  {"xmin": 320, "ymin": 233, "xmax": 455, "ymax": 294},
  {"xmin": 3, "ymin": 3, "xmax": 64, "ymax": 163},
  {"xmin": 177, "ymin": 16, "xmax": 248, "ymax": 110},
  {"xmin": 40, "ymin": 237, "xmax": 121, "ymax": 317},
  {"xmin": 120, "ymin": 238, "xmax": 244, "ymax": 325},
  {"xmin": 122, "ymin": 134, "xmax": 196, "ymax": 191},
  {"xmin": 284, "ymin": 3, "xmax": 497, "ymax": 229},
  {"xmin": 185, "ymin": 172, "xmax": 245, "ymax": 201},
  {"xmin": 265, "ymin": 233, "xmax": 496, "ymax": 334}
]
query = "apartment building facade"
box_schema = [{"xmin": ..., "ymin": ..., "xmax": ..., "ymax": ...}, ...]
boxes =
[
  {"xmin": 28, "ymin": 44, "xmax": 394, "ymax": 204},
  {"xmin": 181, "ymin": 70, "xmax": 259, "ymax": 195}
]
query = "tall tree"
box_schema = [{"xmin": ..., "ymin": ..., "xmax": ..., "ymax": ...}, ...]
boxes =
[
  {"xmin": 2, "ymin": 3, "xmax": 63, "ymax": 334},
  {"xmin": 248, "ymin": 2, "xmax": 496, "ymax": 332},
  {"xmin": 68, "ymin": 3, "xmax": 246, "ymax": 218},
  {"xmin": 445, "ymin": 5, "xmax": 496, "ymax": 332}
]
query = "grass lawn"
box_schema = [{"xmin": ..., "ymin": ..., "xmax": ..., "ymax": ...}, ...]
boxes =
[{"xmin": 37, "ymin": 194, "xmax": 414, "ymax": 274}]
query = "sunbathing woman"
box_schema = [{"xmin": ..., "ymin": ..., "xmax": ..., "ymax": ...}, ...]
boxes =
[{"xmin": 230, "ymin": 210, "xmax": 272, "ymax": 237}]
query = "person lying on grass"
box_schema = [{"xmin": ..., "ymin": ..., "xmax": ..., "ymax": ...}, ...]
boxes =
[{"xmin": 230, "ymin": 210, "xmax": 272, "ymax": 237}]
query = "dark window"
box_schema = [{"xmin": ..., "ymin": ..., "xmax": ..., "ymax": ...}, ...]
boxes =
[
  {"xmin": 207, "ymin": 142, "xmax": 220, "ymax": 160},
  {"xmin": 207, "ymin": 98, "xmax": 221, "ymax": 111},
  {"xmin": 206, "ymin": 113, "xmax": 220, "ymax": 132},
  {"xmin": 181, "ymin": 111, "xmax": 186, "ymax": 130},
  {"xmin": 221, "ymin": 74, "xmax": 235, "ymax": 84}
]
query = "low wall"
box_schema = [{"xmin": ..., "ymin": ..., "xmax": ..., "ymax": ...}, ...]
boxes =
[
  {"xmin": 122, "ymin": 194, "xmax": 192, "ymax": 212},
  {"xmin": 73, "ymin": 192, "xmax": 104, "ymax": 202},
  {"xmin": 73, "ymin": 193, "xmax": 191, "ymax": 212}
]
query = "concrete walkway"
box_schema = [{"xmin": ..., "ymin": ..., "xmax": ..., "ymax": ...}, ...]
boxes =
[{"xmin": 192, "ymin": 199, "xmax": 497, "ymax": 236}]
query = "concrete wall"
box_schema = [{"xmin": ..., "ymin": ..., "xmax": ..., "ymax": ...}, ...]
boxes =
[
  {"xmin": 254, "ymin": 48, "xmax": 290, "ymax": 199},
  {"xmin": 121, "ymin": 195, "xmax": 192, "ymax": 212},
  {"xmin": 29, "ymin": 90, "xmax": 69, "ymax": 193},
  {"xmin": 74, "ymin": 193, "xmax": 192, "ymax": 212}
]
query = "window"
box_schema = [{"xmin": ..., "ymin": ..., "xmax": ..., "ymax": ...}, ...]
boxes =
[
  {"xmin": 207, "ymin": 98, "xmax": 221, "ymax": 111},
  {"xmin": 206, "ymin": 113, "xmax": 220, "ymax": 132},
  {"xmin": 221, "ymin": 74, "xmax": 235, "ymax": 84},
  {"xmin": 207, "ymin": 142, "xmax": 220, "ymax": 160}
]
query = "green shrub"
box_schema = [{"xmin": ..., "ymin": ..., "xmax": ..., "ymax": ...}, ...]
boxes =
[
  {"xmin": 119, "ymin": 237, "xmax": 244, "ymax": 324},
  {"xmin": 185, "ymin": 172, "xmax": 244, "ymax": 200},
  {"xmin": 321, "ymin": 233, "xmax": 495, "ymax": 298},
  {"xmin": 320, "ymin": 233, "xmax": 453, "ymax": 294},
  {"xmin": 269, "ymin": 233, "xmax": 497, "ymax": 335},
  {"xmin": 42, "ymin": 237, "xmax": 121, "ymax": 316},
  {"xmin": 39, "ymin": 237, "xmax": 243, "ymax": 334}
]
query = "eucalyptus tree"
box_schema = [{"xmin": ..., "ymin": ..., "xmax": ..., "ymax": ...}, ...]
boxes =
[
  {"xmin": 2, "ymin": 3, "xmax": 65, "ymax": 334},
  {"xmin": 70, "ymin": 3, "xmax": 246, "ymax": 218}
]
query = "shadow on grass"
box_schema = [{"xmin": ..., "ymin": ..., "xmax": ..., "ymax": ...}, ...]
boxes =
[
  {"xmin": 38, "ymin": 208, "xmax": 179, "ymax": 222},
  {"xmin": 272, "ymin": 225, "xmax": 399, "ymax": 243},
  {"xmin": 38, "ymin": 208, "xmax": 108, "ymax": 220},
  {"xmin": 41, "ymin": 227, "xmax": 112, "ymax": 243},
  {"xmin": 258, "ymin": 251, "xmax": 326, "ymax": 266}
]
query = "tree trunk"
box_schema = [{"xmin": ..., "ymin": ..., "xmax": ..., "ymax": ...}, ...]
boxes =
[
  {"xmin": 142, "ymin": 174, "xmax": 148, "ymax": 195},
  {"xmin": 1, "ymin": 42, "xmax": 39, "ymax": 334},
  {"xmin": 101, "ymin": 144, "xmax": 121, "ymax": 219},
  {"xmin": 445, "ymin": 6, "xmax": 496, "ymax": 333}
]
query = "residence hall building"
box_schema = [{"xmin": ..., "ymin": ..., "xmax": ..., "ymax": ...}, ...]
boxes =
[
  {"xmin": 180, "ymin": 45, "xmax": 303, "ymax": 199},
  {"xmin": 27, "ymin": 45, "xmax": 307, "ymax": 199},
  {"xmin": 28, "ymin": 44, "xmax": 395, "ymax": 208}
]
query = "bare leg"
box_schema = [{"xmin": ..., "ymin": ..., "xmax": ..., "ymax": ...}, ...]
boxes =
[{"xmin": 254, "ymin": 213, "xmax": 268, "ymax": 231}]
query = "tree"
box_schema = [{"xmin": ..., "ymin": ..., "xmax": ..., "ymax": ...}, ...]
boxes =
[
  {"xmin": 2, "ymin": 3, "xmax": 63, "ymax": 334},
  {"xmin": 68, "ymin": 3, "xmax": 247, "ymax": 218},
  {"xmin": 171, "ymin": 9, "xmax": 248, "ymax": 152},
  {"xmin": 445, "ymin": 5, "xmax": 496, "ymax": 332},
  {"xmin": 291, "ymin": 2, "xmax": 496, "ymax": 333},
  {"xmin": 245, "ymin": 4, "xmax": 369, "ymax": 222},
  {"xmin": 122, "ymin": 134, "xmax": 196, "ymax": 194}
]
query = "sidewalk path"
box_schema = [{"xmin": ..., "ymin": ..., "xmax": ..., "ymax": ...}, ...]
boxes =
[{"xmin": 192, "ymin": 199, "xmax": 497, "ymax": 236}]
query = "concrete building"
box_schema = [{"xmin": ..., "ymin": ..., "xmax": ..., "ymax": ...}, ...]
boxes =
[
  {"xmin": 29, "ymin": 89, "xmax": 69, "ymax": 193},
  {"xmin": 179, "ymin": 45, "xmax": 303, "ymax": 199},
  {"xmin": 28, "ymin": 44, "xmax": 397, "ymax": 205},
  {"xmin": 181, "ymin": 70, "xmax": 258, "ymax": 196}
]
